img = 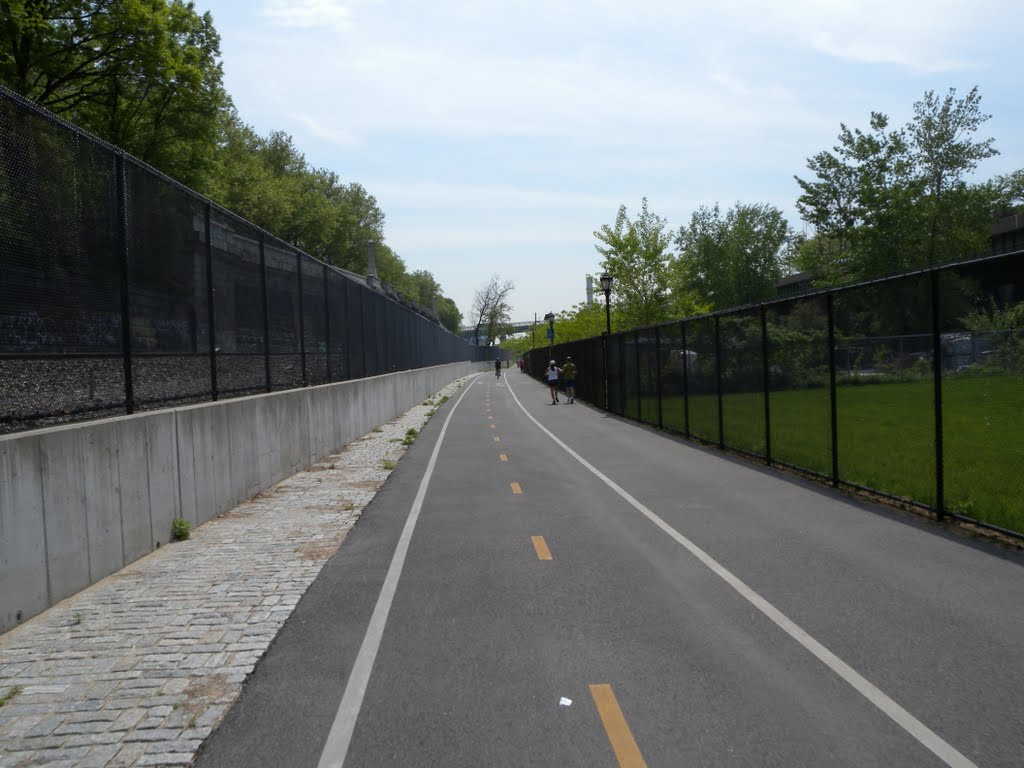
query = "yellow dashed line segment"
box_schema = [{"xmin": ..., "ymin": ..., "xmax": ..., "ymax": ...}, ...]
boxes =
[
  {"xmin": 510, "ymin": 482, "xmax": 522, "ymax": 495},
  {"xmin": 499, "ymin": 454, "xmax": 508, "ymax": 462},
  {"xmin": 590, "ymin": 685, "xmax": 648, "ymax": 768},
  {"xmin": 531, "ymin": 536, "xmax": 552, "ymax": 560}
]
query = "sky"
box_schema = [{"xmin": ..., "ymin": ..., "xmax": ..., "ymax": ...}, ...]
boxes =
[{"xmin": 196, "ymin": 0, "xmax": 1023, "ymax": 326}]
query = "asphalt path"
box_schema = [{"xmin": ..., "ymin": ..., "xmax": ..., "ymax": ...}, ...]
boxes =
[{"xmin": 195, "ymin": 371, "xmax": 1024, "ymax": 768}]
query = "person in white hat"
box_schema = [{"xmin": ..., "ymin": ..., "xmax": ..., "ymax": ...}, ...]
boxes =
[{"xmin": 545, "ymin": 359, "xmax": 562, "ymax": 404}]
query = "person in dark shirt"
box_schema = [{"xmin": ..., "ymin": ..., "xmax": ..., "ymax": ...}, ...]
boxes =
[{"xmin": 562, "ymin": 357, "xmax": 578, "ymax": 403}]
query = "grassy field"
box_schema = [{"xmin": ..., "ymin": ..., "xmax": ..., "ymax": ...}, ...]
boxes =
[{"xmin": 628, "ymin": 375, "xmax": 1024, "ymax": 534}]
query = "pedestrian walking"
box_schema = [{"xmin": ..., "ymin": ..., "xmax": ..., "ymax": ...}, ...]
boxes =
[
  {"xmin": 562, "ymin": 356, "xmax": 578, "ymax": 403},
  {"xmin": 546, "ymin": 360, "xmax": 562, "ymax": 404},
  {"xmin": 495, "ymin": 357, "xmax": 502, "ymax": 378}
]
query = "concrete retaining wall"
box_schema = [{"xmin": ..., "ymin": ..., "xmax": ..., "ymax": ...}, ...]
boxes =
[{"xmin": 0, "ymin": 362, "xmax": 484, "ymax": 634}]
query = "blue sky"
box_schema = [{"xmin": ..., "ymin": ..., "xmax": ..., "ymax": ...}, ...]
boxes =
[{"xmin": 198, "ymin": 0, "xmax": 1023, "ymax": 324}]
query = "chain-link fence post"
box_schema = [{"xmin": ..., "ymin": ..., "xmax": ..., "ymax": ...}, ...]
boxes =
[
  {"xmin": 324, "ymin": 263, "xmax": 332, "ymax": 381},
  {"xmin": 204, "ymin": 202, "xmax": 218, "ymax": 401},
  {"xmin": 681, "ymin": 321, "xmax": 690, "ymax": 438},
  {"xmin": 630, "ymin": 331, "xmax": 638, "ymax": 423},
  {"xmin": 760, "ymin": 305, "xmax": 772, "ymax": 465},
  {"xmin": 116, "ymin": 154, "xmax": 135, "ymax": 415},
  {"xmin": 295, "ymin": 252, "xmax": 308, "ymax": 387},
  {"xmin": 715, "ymin": 315, "xmax": 724, "ymax": 448},
  {"xmin": 259, "ymin": 234, "xmax": 271, "ymax": 392},
  {"xmin": 931, "ymin": 269, "xmax": 945, "ymax": 519},
  {"xmin": 827, "ymin": 291, "xmax": 839, "ymax": 486},
  {"xmin": 655, "ymin": 325, "xmax": 664, "ymax": 429}
]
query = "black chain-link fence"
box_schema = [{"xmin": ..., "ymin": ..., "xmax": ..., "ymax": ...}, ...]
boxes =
[
  {"xmin": 527, "ymin": 251, "xmax": 1024, "ymax": 539},
  {"xmin": 0, "ymin": 86, "xmax": 489, "ymax": 434}
]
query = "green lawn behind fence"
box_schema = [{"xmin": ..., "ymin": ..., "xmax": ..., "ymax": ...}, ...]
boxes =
[{"xmin": 632, "ymin": 375, "xmax": 1024, "ymax": 533}]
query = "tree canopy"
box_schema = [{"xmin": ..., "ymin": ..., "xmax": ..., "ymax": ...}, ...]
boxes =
[
  {"xmin": 593, "ymin": 198, "xmax": 676, "ymax": 328},
  {"xmin": 793, "ymin": 86, "xmax": 1014, "ymax": 285},
  {"xmin": 675, "ymin": 202, "xmax": 793, "ymax": 310},
  {"xmin": 1, "ymin": 0, "xmax": 229, "ymax": 188}
]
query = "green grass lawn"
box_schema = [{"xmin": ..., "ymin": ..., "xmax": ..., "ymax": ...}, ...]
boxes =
[{"xmin": 630, "ymin": 375, "xmax": 1024, "ymax": 534}]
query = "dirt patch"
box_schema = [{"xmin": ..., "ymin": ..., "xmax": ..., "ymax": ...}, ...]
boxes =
[
  {"xmin": 253, "ymin": 485, "xmax": 289, "ymax": 500},
  {"xmin": 297, "ymin": 533, "xmax": 346, "ymax": 561},
  {"xmin": 113, "ymin": 569, "xmax": 146, "ymax": 580},
  {"xmin": 218, "ymin": 509, "xmax": 254, "ymax": 520},
  {"xmin": 304, "ymin": 502, "xmax": 347, "ymax": 513},
  {"xmin": 184, "ymin": 673, "xmax": 233, "ymax": 717},
  {"xmin": 306, "ymin": 463, "xmax": 337, "ymax": 472}
]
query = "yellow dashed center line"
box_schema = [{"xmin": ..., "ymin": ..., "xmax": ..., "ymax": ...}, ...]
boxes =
[
  {"xmin": 499, "ymin": 454, "xmax": 508, "ymax": 462},
  {"xmin": 531, "ymin": 536, "xmax": 552, "ymax": 560},
  {"xmin": 510, "ymin": 482, "xmax": 522, "ymax": 495},
  {"xmin": 489, "ymin": 424, "xmax": 496, "ymax": 430},
  {"xmin": 590, "ymin": 685, "xmax": 648, "ymax": 768},
  {"xmin": 493, "ymin": 436, "xmax": 501, "ymax": 443}
]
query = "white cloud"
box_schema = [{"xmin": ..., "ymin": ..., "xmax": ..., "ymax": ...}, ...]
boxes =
[
  {"xmin": 261, "ymin": 0, "xmax": 357, "ymax": 31},
  {"xmin": 286, "ymin": 112, "xmax": 362, "ymax": 148},
  {"xmin": 207, "ymin": 0, "xmax": 1021, "ymax": 319},
  {"xmin": 716, "ymin": 0, "xmax": 993, "ymax": 72}
]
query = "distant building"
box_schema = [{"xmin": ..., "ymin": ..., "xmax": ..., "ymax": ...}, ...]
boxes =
[
  {"xmin": 774, "ymin": 214, "xmax": 1024, "ymax": 300},
  {"xmin": 775, "ymin": 271, "xmax": 815, "ymax": 299},
  {"xmin": 991, "ymin": 212, "xmax": 1024, "ymax": 256}
]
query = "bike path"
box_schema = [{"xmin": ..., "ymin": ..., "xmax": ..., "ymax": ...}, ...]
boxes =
[{"xmin": 197, "ymin": 371, "xmax": 1024, "ymax": 768}]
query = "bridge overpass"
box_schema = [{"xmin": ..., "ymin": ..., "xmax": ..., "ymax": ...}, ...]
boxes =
[{"xmin": 459, "ymin": 320, "xmax": 537, "ymax": 344}]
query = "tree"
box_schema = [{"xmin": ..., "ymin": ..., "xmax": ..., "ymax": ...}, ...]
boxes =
[
  {"xmin": 909, "ymin": 87, "xmax": 1000, "ymax": 265},
  {"xmin": 989, "ymin": 170, "xmax": 1024, "ymax": 215},
  {"xmin": 675, "ymin": 202, "xmax": 793, "ymax": 310},
  {"xmin": 435, "ymin": 296, "xmax": 462, "ymax": 334},
  {"xmin": 594, "ymin": 198, "xmax": 674, "ymax": 328},
  {"xmin": 794, "ymin": 87, "xmax": 1013, "ymax": 286},
  {"xmin": 1, "ymin": 0, "xmax": 229, "ymax": 188},
  {"xmin": 794, "ymin": 112, "xmax": 920, "ymax": 283},
  {"xmin": 470, "ymin": 275, "xmax": 514, "ymax": 346},
  {"xmin": 541, "ymin": 299, "xmax": 618, "ymax": 344},
  {"xmin": 206, "ymin": 116, "xmax": 390, "ymax": 272}
]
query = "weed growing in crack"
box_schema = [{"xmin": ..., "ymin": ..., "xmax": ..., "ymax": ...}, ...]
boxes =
[{"xmin": 171, "ymin": 517, "xmax": 191, "ymax": 541}]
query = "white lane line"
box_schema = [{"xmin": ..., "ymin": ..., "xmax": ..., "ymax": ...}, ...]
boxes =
[
  {"xmin": 505, "ymin": 378, "xmax": 977, "ymax": 768},
  {"xmin": 317, "ymin": 374, "xmax": 483, "ymax": 768}
]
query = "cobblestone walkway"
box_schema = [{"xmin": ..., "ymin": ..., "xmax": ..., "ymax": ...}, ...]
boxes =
[{"xmin": 0, "ymin": 376, "xmax": 473, "ymax": 768}]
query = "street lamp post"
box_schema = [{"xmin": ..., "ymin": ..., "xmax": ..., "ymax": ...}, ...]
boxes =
[
  {"xmin": 599, "ymin": 272, "xmax": 613, "ymax": 335},
  {"xmin": 599, "ymin": 273, "xmax": 613, "ymax": 410},
  {"xmin": 544, "ymin": 311, "xmax": 555, "ymax": 360}
]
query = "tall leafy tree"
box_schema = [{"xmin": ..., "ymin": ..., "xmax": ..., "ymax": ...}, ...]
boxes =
[
  {"xmin": 594, "ymin": 198, "xmax": 674, "ymax": 328},
  {"xmin": 909, "ymin": 86, "xmax": 1000, "ymax": 265},
  {"xmin": 794, "ymin": 87, "xmax": 1014, "ymax": 285},
  {"xmin": 1, "ymin": 0, "xmax": 229, "ymax": 188},
  {"xmin": 675, "ymin": 202, "xmax": 792, "ymax": 310},
  {"xmin": 794, "ymin": 112, "xmax": 919, "ymax": 283},
  {"xmin": 207, "ymin": 116, "xmax": 388, "ymax": 272}
]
